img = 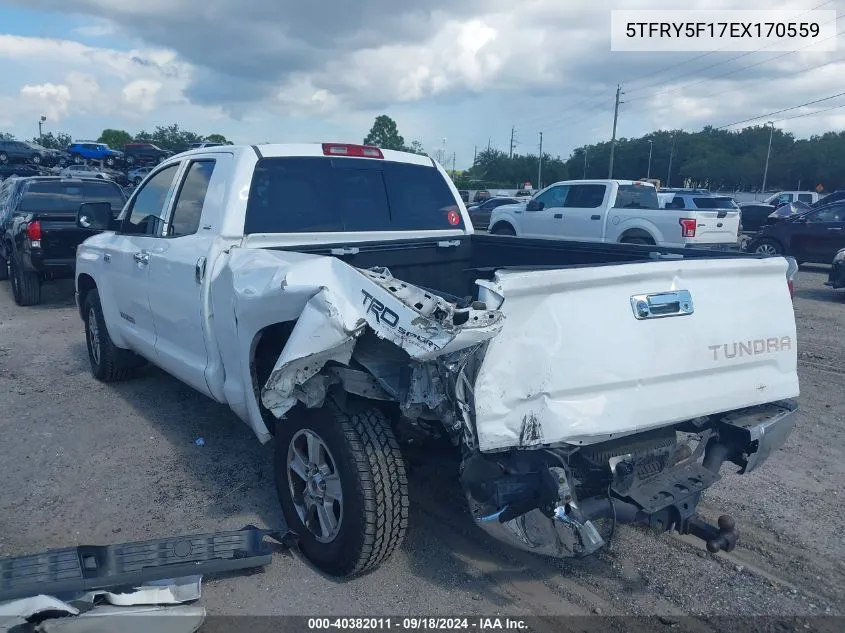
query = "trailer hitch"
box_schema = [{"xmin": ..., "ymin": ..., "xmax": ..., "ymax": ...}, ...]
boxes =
[{"xmin": 684, "ymin": 514, "xmax": 739, "ymax": 553}]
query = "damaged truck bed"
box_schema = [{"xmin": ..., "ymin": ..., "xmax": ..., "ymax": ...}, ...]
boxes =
[{"xmin": 74, "ymin": 143, "xmax": 801, "ymax": 577}]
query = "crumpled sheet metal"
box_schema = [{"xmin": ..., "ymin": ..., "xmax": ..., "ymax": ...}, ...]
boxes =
[
  {"xmin": 0, "ymin": 577, "xmax": 203, "ymax": 633},
  {"xmin": 259, "ymin": 256, "xmax": 504, "ymax": 419}
]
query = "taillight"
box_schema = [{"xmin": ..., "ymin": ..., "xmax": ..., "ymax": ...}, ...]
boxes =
[
  {"xmin": 785, "ymin": 256, "xmax": 798, "ymax": 300},
  {"xmin": 679, "ymin": 218, "xmax": 697, "ymax": 238},
  {"xmin": 321, "ymin": 143, "xmax": 384, "ymax": 158},
  {"xmin": 26, "ymin": 220, "xmax": 42, "ymax": 241}
]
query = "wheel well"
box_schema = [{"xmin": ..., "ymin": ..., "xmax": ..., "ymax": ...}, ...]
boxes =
[
  {"xmin": 619, "ymin": 229, "xmax": 656, "ymax": 244},
  {"xmin": 251, "ymin": 321, "xmax": 297, "ymax": 435},
  {"xmin": 490, "ymin": 221, "xmax": 515, "ymax": 234},
  {"xmin": 77, "ymin": 273, "xmax": 97, "ymax": 319}
]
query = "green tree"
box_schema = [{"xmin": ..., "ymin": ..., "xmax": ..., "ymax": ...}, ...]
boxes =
[
  {"xmin": 205, "ymin": 133, "xmax": 231, "ymax": 144},
  {"xmin": 98, "ymin": 128, "xmax": 133, "ymax": 149},
  {"xmin": 135, "ymin": 124, "xmax": 202, "ymax": 152},
  {"xmin": 0, "ymin": 132, "xmax": 14, "ymax": 141},
  {"xmin": 32, "ymin": 132, "xmax": 71, "ymax": 150},
  {"xmin": 404, "ymin": 140, "xmax": 426, "ymax": 155},
  {"xmin": 363, "ymin": 115, "xmax": 405, "ymax": 150}
]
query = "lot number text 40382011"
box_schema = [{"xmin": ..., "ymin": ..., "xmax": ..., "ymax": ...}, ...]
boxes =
[{"xmin": 307, "ymin": 618, "xmax": 528, "ymax": 630}]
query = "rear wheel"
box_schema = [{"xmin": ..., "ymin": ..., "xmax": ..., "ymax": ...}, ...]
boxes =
[
  {"xmin": 126, "ymin": 155, "xmax": 136, "ymax": 166},
  {"xmin": 9, "ymin": 255, "xmax": 41, "ymax": 306},
  {"xmin": 752, "ymin": 239, "xmax": 783, "ymax": 255},
  {"xmin": 621, "ymin": 235, "xmax": 654, "ymax": 245},
  {"xmin": 106, "ymin": 156, "xmax": 115, "ymax": 167},
  {"xmin": 490, "ymin": 223, "xmax": 516, "ymax": 236},
  {"xmin": 274, "ymin": 403, "xmax": 409, "ymax": 577},
  {"xmin": 31, "ymin": 155, "xmax": 41, "ymax": 165},
  {"xmin": 0, "ymin": 152, "xmax": 8, "ymax": 164},
  {"xmin": 83, "ymin": 290, "xmax": 145, "ymax": 381}
]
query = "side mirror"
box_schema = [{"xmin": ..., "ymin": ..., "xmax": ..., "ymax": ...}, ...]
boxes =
[
  {"xmin": 526, "ymin": 199, "xmax": 544, "ymax": 212},
  {"xmin": 77, "ymin": 202, "xmax": 116, "ymax": 231}
]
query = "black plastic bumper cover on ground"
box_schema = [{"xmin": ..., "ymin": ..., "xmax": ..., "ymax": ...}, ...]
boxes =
[{"xmin": 0, "ymin": 525, "xmax": 297, "ymax": 602}]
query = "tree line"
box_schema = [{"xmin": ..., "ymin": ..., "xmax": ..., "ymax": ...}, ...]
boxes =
[{"xmin": 0, "ymin": 124, "xmax": 231, "ymax": 153}]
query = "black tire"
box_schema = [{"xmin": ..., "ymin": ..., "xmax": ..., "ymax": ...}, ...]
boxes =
[
  {"xmin": 126, "ymin": 155, "xmax": 136, "ymax": 166},
  {"xmin": 106, "ymin": 157, "xmax": 115, "ymax": 167},
  {"xmin": 31, "ymin": 155, "xmax": 41, "ymax": 165},
  {"xmin": 73, "ymin": 154, "xmax": 82, "ymax": 164},
  {"xmin": 751, "ymin": 238, "xmax": 783, "ymax": 256},
  {"xmin": 83, "ymin": 290, "xmax": 145, "ymax": 381},
  {"xmin": 621, "ymin": 236, "xmax": 654, "ymax": 245},
  {"xmin": 157, "ymin": 155, "xmax": 166, "ymax": 164},
  {"xmin": 275, "ymin": 404, "xmax": 409, "ymax": 577},
  {"xmin": 0, "ymin": 257, "xmax": 8, "ymax": 281},
  {"xmin": 490, "ymin": 223, "xmax": 516, "ymax": 236},
  {"xmin": 0, "ymin": 152, "xmax": 7, "ymax": 164},
  {"xmin": 9, "ymin": 255, "xmax": 41, "ymax": 306}
]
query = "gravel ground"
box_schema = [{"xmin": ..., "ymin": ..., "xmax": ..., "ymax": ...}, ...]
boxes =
[{"xmin": 0, "ymin": 267, "xmax": 843, "ymax": 625}]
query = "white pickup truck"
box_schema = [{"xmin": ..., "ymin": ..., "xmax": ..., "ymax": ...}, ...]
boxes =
[
  {"xmin": 488, "ymin": 179, "xmax": 741, "ymax": 248},
  {"xmin": 74, "ymin": 144, "xmax": 799, "ymax": 578}
]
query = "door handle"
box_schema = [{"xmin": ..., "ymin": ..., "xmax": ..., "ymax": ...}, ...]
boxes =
[
  {"xmin": 195, "ymin": 257, "xmax": 206, "ymax": 284},
  {"xmin": 133, "ymin": 251, "xmax": 150, "ymax": 265},
  {"xmin": 553, "ymin": 213, "xmax": 563, "ymax": 219},
  {"xmin": 630, "ymin": 290, "xmax": 694, "ymax": 320},
  {"xmin": 591, "ymin": 215, "xmax": 601, "ymax": 220}
]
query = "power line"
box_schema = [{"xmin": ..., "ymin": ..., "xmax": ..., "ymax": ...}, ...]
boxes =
[
  {"xmin": 715, "ymin": 90, "xmax": 845, "ymax": 129},
  {"xmin": 625, "ymin": 18, "xmax": 845, "ymax": 105},
  {"xmin": 775, "ymin": 101, "xmax": 845, "ymax": 123},
  {"xmin": 623, "ymin": 0, "xmax": 836, "ymax": 97},
  {"xmin": 647, "ymin": 53, "xmax": 845, "ymax": 107},
  {"xmin": 519, "ymin": 90, "xmax": 615, "ymax": 132}
]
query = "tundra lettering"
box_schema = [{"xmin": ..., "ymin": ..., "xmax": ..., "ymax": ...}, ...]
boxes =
[{"xmin": 709, "ymin": 337, "xmax": 792, "ymax": 361}]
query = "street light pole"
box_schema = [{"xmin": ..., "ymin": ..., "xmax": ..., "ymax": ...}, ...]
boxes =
[
  {"xmin": 583, "ymin": 148, "xmax": 588, "ymax": 179},
  {"xmin": 647, "ymin": 140, "xmax": 653, "ymax": 179},
  {"xmin": 761, "ymin": 121, "xmax": 774, "ymax": 195},
  {"xmin": 666, "ymin": 134, "xmax": 676, "ymax": 188},
  {"xmin": 38, "ymin": 115, "xmax": 46, "ymax": 143}
]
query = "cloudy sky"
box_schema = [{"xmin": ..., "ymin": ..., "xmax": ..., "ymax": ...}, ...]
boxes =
[{"xmin": 0, "ymin": 0, "xmax": 843, "ymax": 167}]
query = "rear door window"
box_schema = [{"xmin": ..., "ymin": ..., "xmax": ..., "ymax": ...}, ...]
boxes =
[
  {"xmin": 19, "ymin": 181, "xmax": 85, "ymax": 212},
  {"xmin": 244, "ymin": 157, "xmax": 462, "ymax": 234},
  {"xmin": 564, "ymin": 184, "xmax": 606, "ymax": 208},
  {"xmin": 797, "ymin": 193, "xmax": 814, "ymax": 203},
  {"xmin": 82, "ymin": 181, "xmax": 126, "ymax": 211},
  {"xmin": 613, "ymin": 184, "xmax": 659, "ymax": 209}
]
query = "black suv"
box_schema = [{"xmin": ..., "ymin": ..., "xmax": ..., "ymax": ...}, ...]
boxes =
[
  {"xmin": 0, "ymin": 176, "xmax": 127, "ymax": 305},
  {"xmin": 0, "ymin": 140, "xmax": 52, "ymax": 166},
  {"xmin": 122, "ymin": 142, "xmax": 173, "ymax": 166}
]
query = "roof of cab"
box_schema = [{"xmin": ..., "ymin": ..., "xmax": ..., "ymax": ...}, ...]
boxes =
[{"xmin": 173, "ymin": 143, "xmax": 437, "ymax": 167}]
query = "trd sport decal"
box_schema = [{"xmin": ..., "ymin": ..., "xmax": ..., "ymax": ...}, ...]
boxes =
[{"xmin": 360, "ymin": 289, "xmax": 440, "ymax": 352}]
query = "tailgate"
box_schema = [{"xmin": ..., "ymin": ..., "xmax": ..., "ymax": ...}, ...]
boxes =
[
  {"xmin": 472, "ymin": 257, "xmax": 799, "ymax": 452},
  {"xmin": 686, "ymin": 210, "xmax": 741, "ymax": 245},
  {"xmin": 37, "ymin": 212, "xmax": 97, "ymax": 259}
]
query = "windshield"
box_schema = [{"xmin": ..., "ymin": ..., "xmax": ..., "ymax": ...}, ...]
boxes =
[
  {"xmin": 692, "ymin": 196, "xmax": 738, "ymax": 209},
  {"xmin": 613, "ymin": 184, "xmax": 659, "ymax": 209},
  {"xmin": 244, "ymin": 156, "xmax": 463, "ymax": 234}
]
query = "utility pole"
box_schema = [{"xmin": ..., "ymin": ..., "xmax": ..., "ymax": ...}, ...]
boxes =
[
  {"xmin": 451, "ymin": 151, "xmax": 456, "ymax": 174},
  {"xmin": 537, "ymin": 132, "xmax": 543, "ymax": 190},
  {"xmin": 608, "ymin": 84, "xmax": 623, "ymax": 179},
  {"xmin": 473, "ymin": 145, "xmax": 477, "ymax": 165},
  {"xmin": 583, "ymin": 149, "xmax": 588, "ymax": 179},
  {"xmin": 666, "ymin": 134, "xmax": 676, "ymax": 188},
  {"xmin": 487, "ymin": 138, "xmax": 491, "ymax": 153},
  {"xmin": 509, "ymin": 126, "xmax": 515, "ymax": 158},
  {"xmin": 647, "ymin": 139, "xmax": 653, "ymax": 179},
  {"xmin": 761, "ymin": 121, "xmax": 774, "ymax": 195}
]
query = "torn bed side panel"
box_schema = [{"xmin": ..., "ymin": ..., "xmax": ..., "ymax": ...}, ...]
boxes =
[{"xmin": 258, "ymin": 258, "xmax": 505, "ymax": 420}]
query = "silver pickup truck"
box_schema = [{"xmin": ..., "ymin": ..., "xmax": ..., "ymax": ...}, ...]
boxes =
[{"xmin": 74, "ymin": 143, "xmax": 800, "ymax": 577}]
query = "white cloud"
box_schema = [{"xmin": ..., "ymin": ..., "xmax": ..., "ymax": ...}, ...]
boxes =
[{"xmin": 0, "ymin": 0, "xmax": 843, "ymax": 163}]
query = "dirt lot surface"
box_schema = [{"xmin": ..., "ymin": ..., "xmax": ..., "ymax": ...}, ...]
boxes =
[{"xmin": 0, "ymin": 267, "xmax": 843, "ymax": 624}]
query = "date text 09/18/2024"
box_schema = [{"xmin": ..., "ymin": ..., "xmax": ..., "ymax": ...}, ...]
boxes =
[{"xmin": 307, "ymin": 618, "xmax": 528, "ymax": 631}]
